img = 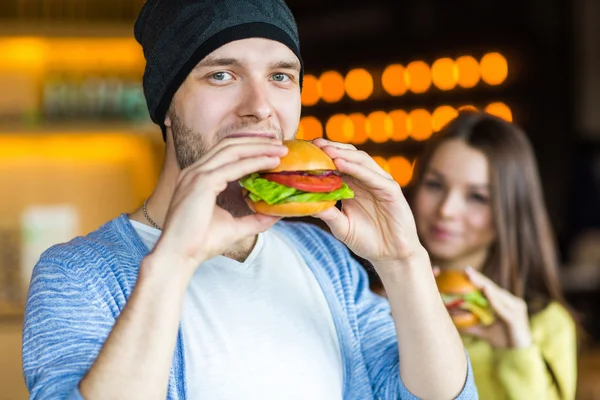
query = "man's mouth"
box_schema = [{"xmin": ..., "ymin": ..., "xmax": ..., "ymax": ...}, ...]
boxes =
[{"xmin": 226, "ymin": 132, "xmax": 279, "ymax": 140}]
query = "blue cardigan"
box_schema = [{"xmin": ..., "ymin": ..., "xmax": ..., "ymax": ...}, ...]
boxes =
[{"xmin": 22, "ymin": 214, "xmax": 477, "ymax": 399}]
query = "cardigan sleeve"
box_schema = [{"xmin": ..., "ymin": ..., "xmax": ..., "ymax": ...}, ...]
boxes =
[
  {"xmin": 347, "ymin": 253, "xmax": 478, "ymax": 399},
  {"xmin": 22, "ymin": 255, "xmax": 114, "ymax": 400}
]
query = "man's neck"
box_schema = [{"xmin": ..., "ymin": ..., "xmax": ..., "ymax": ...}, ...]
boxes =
[{"xmin": 222, "ymin": 235, "xmax": 259, "ymax": 262}]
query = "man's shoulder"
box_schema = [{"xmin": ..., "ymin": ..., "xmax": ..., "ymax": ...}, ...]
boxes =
[{"xmin": 36, "ymin": 214, "xmax": 140, "ymax": 273}]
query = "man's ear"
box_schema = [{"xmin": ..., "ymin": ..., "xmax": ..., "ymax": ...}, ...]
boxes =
[{"xmin": 164, "ymin": 113, "xmax": 172, "ymax": 127}]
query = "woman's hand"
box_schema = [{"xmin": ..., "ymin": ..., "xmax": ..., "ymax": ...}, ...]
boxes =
[{"xmin": 462, "ymin": 267, "xmax": 533, "ymax": 349}]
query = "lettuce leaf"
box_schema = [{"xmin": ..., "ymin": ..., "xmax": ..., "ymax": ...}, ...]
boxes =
[
  {"xmin": 440, "ymin": 289, "xmax": 494, "ymax": 325},
  {"xmin": 279, "ymin": 184, "xmax": 354, "ymax": 204},
  {"xmin": 239, "ymin": 173, "xmax": 298, "ymax": 205},
  {"xmin": 441, "ymin": 294, "xmax": 462, "ymax": 304},
  {"xmin": 463, "ymin": 290, "xmax": 490, "ymax": 308},
  {"xmin": 239, "ymin": 173, "xmax": 354, "ymax": 205}
]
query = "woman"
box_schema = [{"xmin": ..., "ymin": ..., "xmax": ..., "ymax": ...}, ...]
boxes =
[{"xmin": 411, "ymin": 111, "xmax": 577, "ymax": 399}]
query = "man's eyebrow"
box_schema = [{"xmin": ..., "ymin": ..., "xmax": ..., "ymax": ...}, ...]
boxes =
[
  {"xmin": 194, "ymin": 56, "xmax": 244, "ymax": 70},
  {"xmin": 193, "ymin": 56, "xmax": 301, "ymax": 73},
  {"xmin": 269, "ymin": 59, "xmax": 301, "ymax": 72}
]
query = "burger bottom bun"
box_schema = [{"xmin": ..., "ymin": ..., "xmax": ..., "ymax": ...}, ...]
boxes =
[
  {"xmin": 452, "ymin": 312, "xmax": 480, "ymax": 329},
  {"xmin": 246, "ymin": 198, "xmax": 337, "ymax": 217}
]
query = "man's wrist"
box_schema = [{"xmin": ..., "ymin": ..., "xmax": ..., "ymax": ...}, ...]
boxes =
[
  {"xmin": 140, "ymin": 250, "xmax": 199, "ymax": 291},
  {"xmin": 370, "ymin": 246, "xmax": 432, "ymax": 283}
]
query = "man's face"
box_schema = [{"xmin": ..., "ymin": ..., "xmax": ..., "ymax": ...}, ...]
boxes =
[
  {"xmin": 166, "ymin": 38, "xmax": 302, "ymax": 216},
  {"xmin": 167, "ymin": 37, "xmax": 302, "ymax": 169}
]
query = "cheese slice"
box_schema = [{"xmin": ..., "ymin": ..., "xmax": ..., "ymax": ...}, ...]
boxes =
[{"xmin": 460, "ymin": 301, "xmax": 495, "ymax": 325}]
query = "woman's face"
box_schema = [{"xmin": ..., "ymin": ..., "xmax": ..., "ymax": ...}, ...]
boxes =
[{"xmin": 413, "ymin": 139, "xmax": 496, "ymax": 269}]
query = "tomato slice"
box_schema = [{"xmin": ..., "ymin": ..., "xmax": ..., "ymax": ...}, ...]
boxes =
[
  {"xmin": 262, "ymin": 173, "xmax": 343, "ymax": 193},
  {"xmin": 444, "ymin": 299, "xmax": 464, "ymax": 309}
]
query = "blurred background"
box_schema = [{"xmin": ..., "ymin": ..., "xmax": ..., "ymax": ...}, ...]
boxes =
[{"xmin": 0, "ymin": 0, "xmax": 599, "ymax": 398}]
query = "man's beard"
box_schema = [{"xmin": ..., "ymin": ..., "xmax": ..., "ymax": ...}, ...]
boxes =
[{"xmin": 170, "ymin": 112, "xmax": 254, "ymax": 218}]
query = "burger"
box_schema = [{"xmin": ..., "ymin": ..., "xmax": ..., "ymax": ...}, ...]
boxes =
[
  {"xmin": 239, "ymin": 140, "xmax": 354, "ymax": 217},
  {"xmin": 435, "ymin": 270, "xmax": 495, "ymax": 329}
]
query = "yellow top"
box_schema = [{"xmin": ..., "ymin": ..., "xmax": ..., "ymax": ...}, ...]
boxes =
[{"xmin": 463, "ymin": 302, "xmax": 577, "ymax": 400}]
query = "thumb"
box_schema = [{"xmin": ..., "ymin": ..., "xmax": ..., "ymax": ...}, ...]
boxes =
[{"xmin": 314, "ymin": 205, "xmax": 349, "ymax": 242}]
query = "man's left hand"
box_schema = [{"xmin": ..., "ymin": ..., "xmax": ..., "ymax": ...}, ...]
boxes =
[{"xmin": 312, "ymin": 138, "xmax": 423, "ymax": 267}]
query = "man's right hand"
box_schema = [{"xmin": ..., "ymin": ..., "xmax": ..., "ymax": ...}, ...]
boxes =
[{"xmin": 152, "ymin": 137, "xmax": 287, "ymax": 275}]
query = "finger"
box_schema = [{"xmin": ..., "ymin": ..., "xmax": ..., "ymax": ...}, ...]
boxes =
[
  {"xmin": 312, "ymin": 137, "xmax": 357, "ymax": 150},
  {"xmin": 464, "ymin": 267, "xmax": 496, "ymax": 291},
  {"xmin": 230, "ymin": 213, "xmax": 281, "ymax": 241},
  {"xmin": 465, "ymin": 268, "xmax": 515, "ymax": 319},
  {"xmin": 432, "ymin": 266, "xmax": 441, "ymax": 276},
  {"xmin": 465, "ymin": 267, "xmax": 515, "ymax": 306},
  {"xmin": 190, "ymin": 156, "xmax": 282, "ymax": 194},
  {"xmin": 184, "ymin": 136, "xmax": 284, "ymax": 171},
  {"xmin": 483, "ymin": 287, "xmax": 523, "ymax": 321},
  {"xmin": 320, "ymin": 146, "xmax": 392, "ymax": 179},
  {"xmin": 210, "ymin": 135, "xmax": 283, "ymax": 155},
  {"xmin": 313, "ymin": 205, "xmax": 350, "ymax": 242},
  {"xmin": 188, "ymin": 142, "xmax": 287, "ymax": 174},
  {"xmin": 335, "ymin": 158, "xmax": 400, "ymax": 194},
  {"xmin": 465, "ymin": 267, "xmax": 503, "ymax": 302}
]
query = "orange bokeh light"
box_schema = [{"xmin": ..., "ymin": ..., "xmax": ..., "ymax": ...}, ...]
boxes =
[
  {"xmin": 301, "ymin": 74, "xmax": 320, "ymax": 106},
  {"xmin": 372, "ymin": 156, "xmax": 391, "ymax": 174},
  {"xmin": 388, "ymin": 110, "xmax": 409, "ymax": 142},
  {"xmin": 431, "ymin": 58, "xmax": 458, "ymax": 91},
  {"xmin": 297, "ymin": 116, "xmax": 323, "ymax": 140},
  {"xmin": 458, "ymin": 105, "xmax": 478, "ymax": 112},
  {"xmin": 432, "ymin": 106, "xmax": 459, "ymax": 132},
  {"xmin": 405, "ymin": 61, "xmax": 432, "ymax": 94},
  {"xmin": 366, "ymin": 111, "xmax": 393, "ymax": 143},
  {"xmin": 485, "ymin": 102, "xmax": 513, "ymax": 122},
  {"xmin": 456, "ymin": 55, "xmax": 481, "ymax": 89},
  {"xmin": 319, "ymin": 71, "xmax": 345, "ymax": 103},
  {"xmin": 326, "ymin": 114, "xmax": 354, "ymax": 143},
  {"xmin": 480, "ymin": 52, "xmax": 508, "ymax": 86},
  {"xmin": 345, "ymin": 68, "xmax": 373, "ymax": 101},
  {"xmin": 408, "ymin": 109, "xmax": 433, "ymax": 141},
  {"xmin": 388, "ymin": 156, "xmax": 414, "ymax": 187},
  {"xmin": 348, "ymin": 113, "xmax": 368, "ymax": 145},
  {"xmin": 382, "ymin": 64, "xmax": 408, "ymax": 96}
]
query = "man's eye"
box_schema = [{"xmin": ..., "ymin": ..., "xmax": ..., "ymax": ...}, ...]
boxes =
[
  {"xmin": 211, "ymin": 72, "xmax": 233, "ymax": 81},
  {"xmin": 272, "ymin": 73, "xmax": 290, "ymax": 82}
]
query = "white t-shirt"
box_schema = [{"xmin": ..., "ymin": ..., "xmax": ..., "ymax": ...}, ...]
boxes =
[{"xmin": 131, "ymin": 220, "xmax": 343, "ymax": 400}]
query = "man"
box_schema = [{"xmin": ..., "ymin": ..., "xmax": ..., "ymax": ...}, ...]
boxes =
[{"xmin": 22, "ymin": 1, "xmax": 477, "ymax": 399}]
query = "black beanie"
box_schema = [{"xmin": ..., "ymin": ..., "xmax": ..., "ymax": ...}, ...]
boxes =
[{"xmin": 134, "ymin": 0, "xmax": 303, "ymax": 139}]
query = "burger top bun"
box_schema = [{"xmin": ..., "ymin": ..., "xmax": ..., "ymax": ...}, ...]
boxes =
[
  {"xmin": 267, "ymin": 140, "xmax": 336, "ymax": 173},
  {"xmin": 435, "ymin": 270, "xmax": 478, "ymax": 295}
]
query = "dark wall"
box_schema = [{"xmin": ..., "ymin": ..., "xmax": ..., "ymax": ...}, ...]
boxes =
[{"xmin": 288, "ymin": 0, "xmax": 575, "ymax": 251}]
